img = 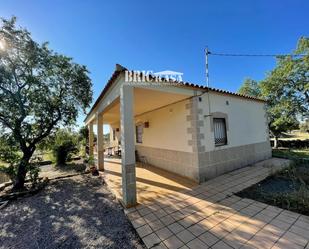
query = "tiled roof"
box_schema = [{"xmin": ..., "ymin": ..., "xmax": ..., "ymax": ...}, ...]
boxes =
[{"xmin": 85, "ymin": 64, "xmax": 265, "ymax": 122}]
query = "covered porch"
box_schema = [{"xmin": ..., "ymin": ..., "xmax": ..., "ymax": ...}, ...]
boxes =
[
  {"xmin": 85, "ymin": 69, "xmax": 199, "ymax": 207},
  {"xmin": 102, "ymin": 157, "xmax": 197, "ymax": 204}
]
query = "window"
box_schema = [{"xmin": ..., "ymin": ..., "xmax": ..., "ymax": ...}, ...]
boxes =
[
  {"xmin": 214, "ymin": 118, "xmax": 227, "ymax": 146},
  {"xmin": 113, "ymin": 129, "xmax": 116, "ymax": 141},
  {"xmin": 136, "ymin": 124, "xmax": 143, "ymax": 143}
]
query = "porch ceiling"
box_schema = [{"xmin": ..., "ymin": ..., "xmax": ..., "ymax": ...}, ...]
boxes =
[{"xmin": 102, "ymin": 87, "xmax": 189, "ymax": 124}]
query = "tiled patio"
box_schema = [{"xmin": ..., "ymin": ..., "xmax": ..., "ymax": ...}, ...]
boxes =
[
  {"xmin": 119, "ymin": 158, "xmax": 309, "ymax": 249},
  {"xmin": 102, "ymin": 158, "xmax": 197, "ymax": 204}
]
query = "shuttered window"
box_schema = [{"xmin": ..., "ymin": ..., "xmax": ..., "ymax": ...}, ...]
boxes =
[
  {"xmin": 214, "ymin": 118, "xmax": 227, "ymax": 146},
  {"xmin": 136, "ymin": 124, "xmax": 143, "ymax": 143}
]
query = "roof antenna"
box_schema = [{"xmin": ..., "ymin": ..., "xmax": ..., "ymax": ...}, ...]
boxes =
[
  {"xmin": 205, "ymin": 47, "xmax": 210, "ymax": 88},
  {"xmin": 205, "ymin": 47, "xmax": 212, "ymax": 117}
]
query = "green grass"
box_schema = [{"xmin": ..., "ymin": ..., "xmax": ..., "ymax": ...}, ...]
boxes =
[{"xmin": 272, "ymin": 148, "xmax": 309, "ymax": 160}]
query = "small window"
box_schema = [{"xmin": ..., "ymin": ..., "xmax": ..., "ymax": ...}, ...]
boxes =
[
  {"xmin": 136, "ymin": 124, "xmax": 143, "ymax": 143},
  {"xmin": 214, "ymin": 118, "xmax": 227, "ymax": 146}
]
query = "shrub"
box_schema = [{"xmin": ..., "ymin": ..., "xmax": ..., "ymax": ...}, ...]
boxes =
[
  {"xmin": 27, "ymin": 156, "xmax": 41, "ymax": 187},
  {"xmin": 52, "ymin": 130, "xmax": 78, "ymax": 166}
]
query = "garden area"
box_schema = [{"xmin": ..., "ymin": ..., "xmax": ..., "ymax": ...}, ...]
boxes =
[
  {"xmin": 237, "ymin": 137, "xmax": 309, "ymax": 216},
  {"xmin": 0, "ymin": 127, "xmax": 94, "ymax": 204}
]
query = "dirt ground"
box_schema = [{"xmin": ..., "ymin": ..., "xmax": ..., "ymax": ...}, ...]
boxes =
[{"xmin": 0, "ymin": 174, "xmax": 144, "ymax": 249}]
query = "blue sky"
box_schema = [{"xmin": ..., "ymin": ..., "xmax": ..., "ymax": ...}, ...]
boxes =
[{"xmin": 1, "ymin": 0, "xmax": 308, "ymax": 128}]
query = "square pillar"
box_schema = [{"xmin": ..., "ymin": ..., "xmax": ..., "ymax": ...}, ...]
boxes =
[
  {"xmin": 96, "ymin": 113, "xmax": 104, "ymax": 171},
  {"xmin": 120, "ymin": 85, "xmax": 137, "ymax": 207},
  {"xmin": 88, "ymin": 123, "xmax": 94, "ymax": 157}
]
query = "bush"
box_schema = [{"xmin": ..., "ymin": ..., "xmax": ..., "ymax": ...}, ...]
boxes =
[{"xmin": 52, "ymin": 130, "xmax": 78, "ymax": 166}]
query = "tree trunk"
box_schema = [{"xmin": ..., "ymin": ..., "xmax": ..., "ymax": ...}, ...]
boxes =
[
  {"xmin": 12, "ymin": 151, "xmax": 33, "ymax": 190},
  {"xmin": 274, "ymin": 136, "xmax": 279, "ymax": 148}
]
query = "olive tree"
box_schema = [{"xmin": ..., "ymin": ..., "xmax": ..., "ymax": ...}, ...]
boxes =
[{"xmin": 0, "ymin": 17, "xmax": 92, "ymax": 189}]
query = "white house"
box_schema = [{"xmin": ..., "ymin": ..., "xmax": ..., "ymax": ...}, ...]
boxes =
[{"xmin": 84, "ymin": 64, "xmax": 271, "ymax": 207}]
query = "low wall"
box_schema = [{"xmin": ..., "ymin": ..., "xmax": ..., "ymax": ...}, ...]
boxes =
[
  {"xmin": 135, "ymin": 145, "xmax": 199, "ymax": 181},
  {"xmin": 198, "ymin": 141, "xmax": 272, "ymax": 182}
]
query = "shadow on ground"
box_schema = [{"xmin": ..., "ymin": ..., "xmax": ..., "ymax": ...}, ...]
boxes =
[{"xmin": 0, "ymin": 175, "xmax": 144, "ymax": 249}]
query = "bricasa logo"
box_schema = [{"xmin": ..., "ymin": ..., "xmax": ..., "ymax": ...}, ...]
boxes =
[
  {"xmin": 153, "ymin": 70, "xmax": 183, "ymax": 82},
  {"xmin": 125, "ymin": 70, "xmax": 183, "ymax": 85}
]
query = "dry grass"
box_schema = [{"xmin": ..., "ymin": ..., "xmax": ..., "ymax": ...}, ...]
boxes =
[{"xmin": 277, "ymin": 130, "xmax": 309, "ymax": 141}]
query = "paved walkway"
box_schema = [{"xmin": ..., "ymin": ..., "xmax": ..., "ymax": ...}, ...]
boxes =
[
  {"xmin": 122, "ymin": 158, "xmax": 309, "ymax": 249},
  {"xmin": 102, "ymin": 158, "xmax": 197, "ymax": 204}
]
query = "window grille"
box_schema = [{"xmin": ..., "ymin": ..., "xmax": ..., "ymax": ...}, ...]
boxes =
[{"xmin": 214, "ymin": 118, "xmax": 227, "ymax": 146}]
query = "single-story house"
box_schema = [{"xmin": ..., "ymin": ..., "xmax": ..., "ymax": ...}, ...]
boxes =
[{"xmin": 84, "ymin": 64, "xmax": 271, "ymax": 207}]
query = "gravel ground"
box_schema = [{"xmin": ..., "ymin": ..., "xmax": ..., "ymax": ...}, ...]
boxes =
[{"xmin": 0, "ymin": 175, "xmax": 144, "ymax": 249}]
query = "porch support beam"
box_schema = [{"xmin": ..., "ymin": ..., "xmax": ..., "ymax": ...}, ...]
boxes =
[
  {"xmin": 96, "ymin": 113, "xmax": 104, "ymax": 171},
  {"xmin": 120, "ymin": 85, "xmax": 137, "ymax": 207},
  {"xmin": 88, "ymin": 122, "xmax": 94, "ymax": 157}
]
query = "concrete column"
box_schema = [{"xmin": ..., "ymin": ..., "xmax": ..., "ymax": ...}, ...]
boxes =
[
  {"xmin": 120, "ymin": 85, "xmax": 137, "ymax": 207},
  {"xmin": 88, "ymin": 123, "xmax": 94, "ymax": 157},
  {"xmin": 96, "ymin": 113, "xmax": 104, "ymax": 171}
]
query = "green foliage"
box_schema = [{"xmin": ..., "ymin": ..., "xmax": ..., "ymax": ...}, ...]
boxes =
[
  {"xmin": 300, "ymin": 121, "xmax": 309, "ymax": 133},
  {"xmin": 260, "ymin": 37, "xmax": 309, "ymax": 139},
  {"xmin": 237, "ymin": 37, "xmax": 309, "ymax": 143},
  {"xmin": 0, "ymin": 17, "xmax": 93, "ymax": 189},
  {"xmin": 238, "ymin": 78, "xmax": 261, "ymax": 97},
  {"xmin": 52, "ymin": 129, "xmax": 78, "ymax": 166},
  {"xmin": 27, "ymin": 156, "xmax": 41, "ymax": 187},
  {"xmin": 0, "ymin": 135, "xmax": 20, "ymax": 182}
]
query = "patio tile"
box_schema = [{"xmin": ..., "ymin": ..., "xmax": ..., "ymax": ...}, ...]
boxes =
[
  {"xmin": 270, "ymin": 218, "xmax": 291, "ymax": 230},
  {"xmin": 152, "ymin": 242, "xmax": 168, "ymax": 249},
  {"xmin": 187, "ymin": 223, "xmax": 205, "ymax": 236},
  {"xmin": 143, "ymin": 233, "xmax": 161, "ymax": 248},
  {"xmin": 276, "ymin": 213, "xmax": 298, "ymax": 224},
  {"xmin": 198, "ymin": 231, "xmax": 219, "ymax": 247},
  {"xmin": 211, "ymin": 240, "xmax": 233, "ymax": 249},
  {"xmin": 138, "ymin": 207, "xmax": 153, "ymax": 216},
  {"xmin": 163, "ymin": 235, "xmax": 184, "ymax": 249},
  {"xmin": 178, "ymin": 246, "xmax": 189, "ymax": 249},
  {"xmin": 136, "ymin": 224, "xmax": 153, "ymax": 238},
  {"xmin": 160, "ymin": 215, "xmax": 176, "ymax": 226},
  {"xmin": 148, "ymin": 220, "xmax": 165, "ymax": 231},
  {"xmin": 170, "ymin": 211, "xmax": 187, "ymax": 221},
  {"xmin": 144, "ymin": 212, "xmax": 158, "ymax": 222},
  {"xmin": 155, "ymin": 227, "xmax": 173, "ymax": 241},
  {"xmin": 289, "ymin": 224, "xmax": 309, "ymax": 239},
  {"xmin": 127, "ymin": 211, "xmax": 141, "ymax": 220},
  {"xmin": 186, "ymin": 238, "xmax": 208, "ymax": 249},
  {"xmin": 155, "ymin": 209, "xmax": 168, "ymax": 218},
  {"xmin": 176, "ymin": 229, "xmax": 195, "ymax": 243},
  {"xmin": 281, "ymin": 231, "xmax": 308, "ymax": 247},
  {"xmin": 131, "ymin": 217, "xmax": 146, "ymax": 229},
  {"xmin": 168, "ymin": 222, "xmax": 185, "ymax": 234}
]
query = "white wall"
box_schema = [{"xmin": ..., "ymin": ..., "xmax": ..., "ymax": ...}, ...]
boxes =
[
  {"xmin": 109, "ymin": 100, "xmax": 192, "ymax": 153},
  {"xmin": 134, "ymin": 100, "xmax": 192, "ymax": 152},
  {"xmin": 200, "ymin": 92, "xmax": 268, "ymax": 152}
]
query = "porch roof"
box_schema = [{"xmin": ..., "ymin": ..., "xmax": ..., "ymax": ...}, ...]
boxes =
[{"xmin": 85, "ymin": 64, "xmax": 266, "ymax": 123}]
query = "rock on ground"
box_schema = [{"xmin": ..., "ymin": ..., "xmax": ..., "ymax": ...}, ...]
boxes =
[{"xmin": 0, "ymin": 175, "xmax": 144, "ymax": 249}]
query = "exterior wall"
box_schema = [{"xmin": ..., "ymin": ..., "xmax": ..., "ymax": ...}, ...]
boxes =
[
  {"xmin": 134, "ymin": 99, "xmax": 200, "ymax": 181},
  {"xmin": 197, "ymin": 92, "xmax": 272, "ymax": 181},
  {"xmin": 104, "ymin": 85, "xmax": 271, "ymax": 182},
  {"xmin": 135, "ymin": 99, "xmax": 192, "ymax": 152}
]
